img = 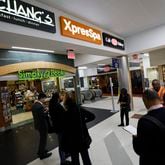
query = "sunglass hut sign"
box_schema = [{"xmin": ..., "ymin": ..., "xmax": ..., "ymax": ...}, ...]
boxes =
[
  {"xmin": 0, "ymin": 0, "xmax": 56, "ymax": 33},
  {"xmin": 60, "ymin": 16, "xmax": 102, "ymax": 45}
]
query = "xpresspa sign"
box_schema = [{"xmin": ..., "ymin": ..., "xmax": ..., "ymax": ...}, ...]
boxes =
[
  {"xmin": 60, "ymin": 16, "xmax": 102, "ymax": 45},
  {"xmin": 18, "ymin": 69, "xmax": 65, "ymax": 80},
  {"xmin": 0, "ymin": 0, "xmax": 56, "ymax": 33}
]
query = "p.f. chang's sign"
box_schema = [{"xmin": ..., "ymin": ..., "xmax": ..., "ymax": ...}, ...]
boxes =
[
  {"xmin": 18, "ymin": 69, "xmax": 65, "ymax": 80},
  {"xmin": 0, "ymin": 0, "xmax": 56, "ymax": 33},
  {"xmin": 60, "ymin": 16, "xmax": 102, "ymax": 45}
]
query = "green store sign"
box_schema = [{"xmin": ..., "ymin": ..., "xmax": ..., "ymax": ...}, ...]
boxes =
[{"xmin": 18, "ymin": 69, "xmax": 65, "ymax": 80}]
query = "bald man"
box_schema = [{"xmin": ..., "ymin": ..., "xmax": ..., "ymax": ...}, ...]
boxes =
[{"xmin": 133, "ymin": 89, "xmax": 165, "ymax": 165}]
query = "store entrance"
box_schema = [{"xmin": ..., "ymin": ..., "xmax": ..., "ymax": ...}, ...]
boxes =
[{"xmin": 0, "ymin": 77, "xmax": 61, "ymax": 127}]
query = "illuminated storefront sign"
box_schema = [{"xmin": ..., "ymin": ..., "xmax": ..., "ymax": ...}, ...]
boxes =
[
  {"xmin": 60, "ymin": 16, "xmax": 102, "ymax": 45},
  {"xmin": 18, "ymin": 69, "xmax": 65, "ymax": 80},
  {"xmin": 0, "ymin": 0, "xmax": 56, "ymax": 33},
  {"xmin": 102, "ymin": 32, "xmax": 125, "ymax": 50}
]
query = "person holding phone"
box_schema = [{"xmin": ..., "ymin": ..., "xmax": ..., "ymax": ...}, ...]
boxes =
[
  {"xmin": 32, "ymin": 93, "xmax": 52, "ymax": 160},
  {"xmin": 118, "ymin": 88, "xmax": 131, "ymax": 126}
]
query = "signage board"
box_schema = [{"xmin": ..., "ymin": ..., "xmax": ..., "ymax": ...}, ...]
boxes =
[
  {"xmin": 102, "ymin": 32, "xmax": 125, "ymax": 50},
  {"xmin": 67, "ymin": 50, "xmax": 75, "ymax": 59},
  {"xmin": 97, "ymin": 64, "xmax": 116, "ymax": 74},
  {"xmin": 112, "ymin": 58, "xmax": 119, "ymax": 68},
  {"xmin": 0, "ymin": 0, "xmax": 56, "ymax": 33},
  {"xmin": 18, "ymin": 69, "xmax": 65, "ymax": 80},
  {"xmin": 60, "ymin": 16, "xmax": 102, "ymax": 45}
]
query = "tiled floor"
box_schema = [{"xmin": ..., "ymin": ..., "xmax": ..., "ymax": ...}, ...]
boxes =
[
  {"xmin": 0, "ymin": 107, "xmax": 114, "ymax": 165},
  {"xmin": 28, "ymin": 96, "xmax": 146, "ymax": 165}
]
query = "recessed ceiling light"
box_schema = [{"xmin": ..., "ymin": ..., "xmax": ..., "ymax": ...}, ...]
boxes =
[
  {"xmin": 12, "ymin": 46, "xmax": 54, "ymax": 53},
  {"xmin": 78, "ymin": 66, "xmax": 87, "ymax": 70}
]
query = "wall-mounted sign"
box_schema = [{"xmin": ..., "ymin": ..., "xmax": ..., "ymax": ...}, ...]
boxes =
[
  {"xmin": 60, "ymin": 16, "xmax": 102, "ymax": 45},
  {"xmin": 102, "ymin": 32, "xmax": 125, "ymax": 50},
  {"xmin": 112, "ymin": 58, "xmax": 119, "ymax": 68},
  {"xmin": 0, "ymin": 0, "xmax": 56, "ymax": 33},
  {"xmin": 97, "ymin": 64, "xmax": 116, "ymax": 74},
  {"xmin": 18, "ymin": 69, "xmax": 65, "ymax": 80}
]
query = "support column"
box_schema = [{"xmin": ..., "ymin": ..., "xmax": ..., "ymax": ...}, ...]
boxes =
[{"xmin": 118, "ymin": 56, "xmax": 134, "ymax": 110}]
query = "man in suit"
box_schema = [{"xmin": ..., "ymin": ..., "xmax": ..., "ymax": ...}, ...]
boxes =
[
  {"xmin": 32, "ymin": 93, "xmax": 52, "ymax": 160},
  {"xmin": 133, "ymin": 89, "xmax": 165, "ymax": 165}
]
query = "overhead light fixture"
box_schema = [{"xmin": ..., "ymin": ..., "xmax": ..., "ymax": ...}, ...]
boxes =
[
  {"xmin": 143, "ymin": 53, "xmax": 149, "ymax": 57},
  {"xmin": 78, "ymin": 66, "xmax": 87, "ymax": 70},
  {"xmin": 11, "ymin": 46, "xmax": 54, "ymax": 53},
  {"xmin": 98, "ymin": 64, "xmax": 105, "ymax": 65}
]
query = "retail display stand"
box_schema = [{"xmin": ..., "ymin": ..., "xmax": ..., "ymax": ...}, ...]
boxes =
[{"xmin": 0, "ymin": 87, "xmax": 12, "ymax": 129}]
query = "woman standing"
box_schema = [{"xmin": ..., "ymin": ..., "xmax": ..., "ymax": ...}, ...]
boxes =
[
  {"xmin": 118, "ymin": 88, "xmax": 131, "ymax": 126},
  {"xmin": 61, "ymin": 92, "xmax": 95, "ymax": 165}
]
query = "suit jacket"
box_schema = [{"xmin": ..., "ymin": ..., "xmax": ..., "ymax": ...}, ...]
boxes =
[
  {"xmin": 60, "ymin": 101, "xmax": 95, "ymax": 152},
  {"xmin": 32, "ymin": 101, "xmax": 48, "ymax": 131},
  {"xmin": 49, "ymin": 100, "xmax": 65, "ymax": 133},
  {"xmin": 133, "ymin": 107, "xmax": 165, "ymax": 165}
]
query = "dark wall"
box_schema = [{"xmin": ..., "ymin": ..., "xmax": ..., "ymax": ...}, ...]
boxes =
[{"xmin": 0, "ymin": 49, "xmax": 74, "ymax": 67}]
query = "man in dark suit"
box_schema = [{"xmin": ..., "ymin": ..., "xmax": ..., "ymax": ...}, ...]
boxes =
[
  {"xmin": 133, "ymin": 89, "xmax": 165, "ymax": 165},
  {"xmin": 32, "ymin": 93, "xmax": 52, "ymax": 160}
]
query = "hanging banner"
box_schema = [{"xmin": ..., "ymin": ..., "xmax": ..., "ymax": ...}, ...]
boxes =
[
  {"xmin": 0, "ymin": 0, "xmax": 56, "ymax": 33},
  {"xmin": 97, "ymin": 64, "xmax": 116, "ymax": 74}
]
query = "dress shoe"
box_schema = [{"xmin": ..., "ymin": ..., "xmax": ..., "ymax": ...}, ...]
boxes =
[
  {"xmin": 39, "ymin": 152, "xmax": 52, "ymax": 160},
  {"xmin": 118, "ymin": 124, "xmax": 124, "ymax": 127}
]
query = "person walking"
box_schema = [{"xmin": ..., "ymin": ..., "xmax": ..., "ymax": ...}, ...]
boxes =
[
  {"xmin": 32, "ymin": 93, "xmax": 52, "ymax": 160},
  {"xmin": 49, "ymin": 92, "xmax": 71, "ymax": 165},
  {"xmin": 133, "ymin": 89, "xmax": 165, "ymax": 165},
  {"xmin": 61, "ymin": 92, "xmax": 95, "ymax": 165},
  {"xmin": 118, "ymin": 88, "xmax": 131, "ymax": 126}
]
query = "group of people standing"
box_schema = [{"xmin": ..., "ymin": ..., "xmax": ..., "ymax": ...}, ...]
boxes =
[
  {"xmin": 31, "ymin": 78, "xmax": 165, "ymax": 165},
  {"xmin": 117, "ymin": 79, "xmax": 165, "ymax": 128},
  {"xmin": 32, "ymin": 90, "xmax": 95, "ymax": 165}
]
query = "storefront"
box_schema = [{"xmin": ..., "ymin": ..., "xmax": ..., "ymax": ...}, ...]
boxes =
[{"xmin": 0, "ymin": 49, "xmax": 75, "ymax": 131}]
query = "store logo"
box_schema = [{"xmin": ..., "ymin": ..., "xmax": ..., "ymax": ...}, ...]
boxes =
[
  {"xmin": 60, "ymin": 16, "xmax": 102, "ymax": 45},
  {"xmin": 102, "ymin": 32, "xmax": 125, "ymax": 50},
  {"xmin": 0, "ymin": 0, "xmax": 56, "ymax": 33},
  {"xmin": 18, "ymin": 69, "xmax": 65, "ymax": 80}
]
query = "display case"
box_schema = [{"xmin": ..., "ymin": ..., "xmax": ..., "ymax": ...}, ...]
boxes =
[
  {"xmin": 15, "ymin": 91, "xmax": 24, "ymax": 112},
  {"xmin": 0, "ymin": 87, "xmax": 12, "ymax": 125}
]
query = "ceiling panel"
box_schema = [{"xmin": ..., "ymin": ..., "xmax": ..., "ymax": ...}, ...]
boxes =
[{"xmin": 36, "ymin": 0, "xmax": 165, "ymax": 37}]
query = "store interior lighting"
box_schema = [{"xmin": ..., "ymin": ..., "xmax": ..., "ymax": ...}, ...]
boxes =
[{"xmin": 11, "ymin": 46, "xmax": 54, "ymax": 53}]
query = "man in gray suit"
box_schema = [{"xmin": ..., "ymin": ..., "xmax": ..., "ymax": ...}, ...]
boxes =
[{"xmin": 32, "ymin": 93, "xmax": 52, "ymax": 160}]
